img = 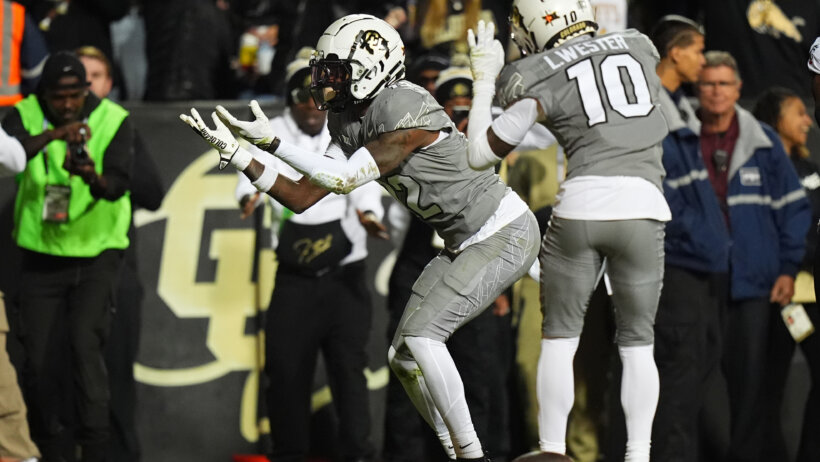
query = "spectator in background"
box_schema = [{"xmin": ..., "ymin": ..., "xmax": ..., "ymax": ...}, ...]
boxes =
[
  {"xmin": 0, "ymin": 0, "xmax": 48, "ymax": 105},
  {"xmin": 701, "ymin": 0, "xmax": 819, "ymax": 100},
  {"xmin": 235, "ymin": 18, "xmax": 280, "ymax": 101},
  {"xmin": 233, "ymin": 50, "xmax": 386, "ymax": 462},
  {"xmin": 76, "ymin": 44, "xmax": 165, "ymax": 462},
  {"xmin": 403, "ymin": 0, "xmax": 508, "ymax": 58},
  {"xmin": 2, "ymin": 51, "xmax": 134, "ymax": 462},
  {"xmin": 76, "ymin": 46, "xmax": 112, "ymax": 100},
  {"xmin": 648, "ymin": 15, "xmax": 725, "ymax": 462},
  {"xmin": 142, "ymin": 0, "xmax": 237, "ymax": 100},
  {"xmin": 0, "ymin": 126, "xmax": 39, "ymax": 462},
  {"xmin": 27, "ymin": 0, "xmax": 129, "ymax": 96},
  {"xmin": 406, "ymin": 51, "xmax": 450, "ymax": 95},
  {"xmin": 752, "ymin": 86, "xmax": 820, "ymax": 462},
  {"xmin": 695, "ymin": 50, "xmax": 810, "ymax": 462}
]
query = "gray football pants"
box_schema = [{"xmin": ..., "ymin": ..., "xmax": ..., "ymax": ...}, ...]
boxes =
[
  {"xmin": 540, "ymin": 217, "xmax": 665, "ymax": 346},
  {"xmin": 391, "ymin": 210, "xmax": 540, "ymax": 347}
]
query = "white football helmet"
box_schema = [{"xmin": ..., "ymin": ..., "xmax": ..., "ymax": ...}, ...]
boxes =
[
  {"xmin": 310, "ymin": 14, "xmax": 405, "ymax": 112},
  {"xmin": 510, "ymin": 0, "xmax": 598, "ymax": 55}
]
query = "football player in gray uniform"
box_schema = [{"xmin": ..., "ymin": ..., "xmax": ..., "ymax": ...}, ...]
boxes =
[
  {"xmin": 180, "ymin": 14, "xmax": 540, "ymax": 462},
  {"xmin": 465, "ymin": 1, "xmax": 670, "ymax": 461}
]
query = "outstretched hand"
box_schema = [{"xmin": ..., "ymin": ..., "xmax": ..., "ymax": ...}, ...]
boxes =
[
  {"xmin": 179, "ymin": 108, "xmax": 241, "ymax": 170},
  {"xmin": 216, "ymin": 100, "xmax": 278, "ymax": 152},
  {"xmin": 467, "ymin": 20, "xmax": 505, "ymax": 83}
]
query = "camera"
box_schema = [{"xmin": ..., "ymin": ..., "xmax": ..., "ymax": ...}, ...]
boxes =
[{"xmin": 68, "ymin": 127, "xmax": 91, "ymax": 166}]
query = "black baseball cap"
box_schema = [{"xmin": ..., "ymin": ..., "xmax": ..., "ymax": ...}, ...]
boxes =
[{"xmin": 39, "ymin": 51, "xmax": 90, "ymax": 92}]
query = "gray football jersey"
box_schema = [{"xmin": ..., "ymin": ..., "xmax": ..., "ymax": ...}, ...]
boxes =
[
  {"xmin": 328, "ymin": 80, "xmax": 508, "ymax": 249},
  {"xmin": 496, "ymin": 29, "xmax": 669, "ymax": 188}
]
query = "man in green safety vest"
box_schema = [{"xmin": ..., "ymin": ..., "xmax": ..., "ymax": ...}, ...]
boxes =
[{"xmin": 1, "ymin": 50, "xmax": 134, "ymax": 462}]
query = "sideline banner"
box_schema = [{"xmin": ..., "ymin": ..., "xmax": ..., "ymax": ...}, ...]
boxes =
[{"xmin": 0, "ymin": 101, "xmax": 396, "ymax": 462}]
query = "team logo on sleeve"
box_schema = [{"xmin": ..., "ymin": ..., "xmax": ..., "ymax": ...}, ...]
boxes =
[{"xmin": 361, "ymin": 30, "xmax": 390, "ymax": 59}]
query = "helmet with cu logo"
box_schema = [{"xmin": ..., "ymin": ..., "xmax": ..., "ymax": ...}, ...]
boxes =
[
  {"xmin": 310, "ymin": 14, "xmax": 405, "ymax": 112},
  {"xmin": 510, "ymin": 0, "xmax": 598, "ymax": 55}
]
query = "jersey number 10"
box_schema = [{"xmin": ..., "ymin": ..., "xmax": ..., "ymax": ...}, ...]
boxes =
[{"xmin": 566, "ymin": 53, "xmax": 653, "ymax": 127}]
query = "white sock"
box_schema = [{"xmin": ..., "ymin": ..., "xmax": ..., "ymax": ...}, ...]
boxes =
[
  {"xmin": 619, "ymin": 344, "xmax": 658, "ymax": 462},
  {"xmin": 403, "ymin": 336, "xmax": 484, "ymax": 459},
  {"xmin": 536, "ymin": 337, "xmax": 580, "ymax": 455},
  {"xmin": 388, "ymin": 345, "xmax": 454, "ymax": 458}
]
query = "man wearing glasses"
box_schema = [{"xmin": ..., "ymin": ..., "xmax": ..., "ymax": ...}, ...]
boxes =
[{"xmin": 697, "ymin": 50, "xmax": 810, "ymax": 461}]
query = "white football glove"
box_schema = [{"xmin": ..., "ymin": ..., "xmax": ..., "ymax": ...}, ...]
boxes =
[
  {"xmin": 215, "ymin": 100, "xmax": 278, "ymax": 152},
  {"xmin": 467, "ymin": 20, "xmax": 505, "ymax": 84},
  {"xmin": 179, "ymin": 108, "xmax": 249, "ymax": 170}
]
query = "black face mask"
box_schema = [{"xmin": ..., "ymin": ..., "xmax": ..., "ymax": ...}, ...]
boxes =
[{"xmin": 309, "ymin": 58, "xmax": 353, "ymax": 113}]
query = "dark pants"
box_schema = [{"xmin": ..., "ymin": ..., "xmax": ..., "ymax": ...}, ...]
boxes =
[
  {"xmin": 763, "ymin": 302, "xmax": 820, "ymax": 462},
  {"xmin": 723, "ymin": 297, "xmax": 775, "ymax": 462},
  {"xmin": 265, "ymin": 260, "xmax": 373, "ymax": 462},
  {"xmin": 652, "ymin": 267, "xmax": 725, "ymax": 462},
  {"xmin": 105, "ymin": 260, "xmax": 143, "ymax": 462},
  {"xmin": 19, "ymin": 249, "xmax": 123, "ymax": 462},
  {"xmin": 382, "ymin": 260, "xmax": 512, "ymax": 462}
]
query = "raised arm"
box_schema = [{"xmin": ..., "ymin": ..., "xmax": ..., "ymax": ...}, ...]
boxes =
[{"xmin": 465, "ymin": 21, "xmax": 541, "ymax": 169}]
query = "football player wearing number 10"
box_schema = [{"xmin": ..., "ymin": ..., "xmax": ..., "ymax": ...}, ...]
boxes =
[
  {"xmin": 466, "ymin": 0, "xmax": 670, "ymax": 461},
  {"xmin": 180, "ymin": 13, "xmax": 540, "ymax": 462}
]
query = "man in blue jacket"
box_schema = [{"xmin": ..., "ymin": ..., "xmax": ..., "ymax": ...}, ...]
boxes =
[
  {"xmin": 694, "ymin": 50, "xmax": 810, "ymax": 462},
  {"xmin": 649, "ymin": 16, "xmax": 721, "ymax": 462}
]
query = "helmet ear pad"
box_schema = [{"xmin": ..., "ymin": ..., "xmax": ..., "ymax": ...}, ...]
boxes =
[{"xmin": 510, "ymin": 0, "xmax": 598, "ymax": 53}]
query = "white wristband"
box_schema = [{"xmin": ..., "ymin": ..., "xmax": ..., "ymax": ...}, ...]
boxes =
[
  {"xmin": 231, "ymin": 146, "xmax": 253, "ymax": 171},
  {"xmin": 251, "ymin": 165, "xmax": 278, "ymax": 192}
]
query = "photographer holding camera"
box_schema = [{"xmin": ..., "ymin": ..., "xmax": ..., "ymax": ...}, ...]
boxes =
[{"xmin": 1, "ymin": 51, "xmax": 134, "ymax": 462}]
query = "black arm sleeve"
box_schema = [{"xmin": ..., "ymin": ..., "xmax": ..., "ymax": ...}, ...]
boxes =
[
  {"xmin": 2, "ymin": 108, "xmax": 43, "ymax": 160},
  {"xmin": 2, "ymin": 108, "xmax": 29, "ymax": 141},
  {"xmin": 128, "ymin": 132, "xmax": 165, "ymax": 211},
  {"xmin": 90, "ymin": 116, "xmax": 133, "ymax": 201}
]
